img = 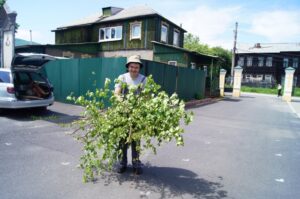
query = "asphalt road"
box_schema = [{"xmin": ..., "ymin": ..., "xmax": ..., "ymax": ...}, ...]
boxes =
[{"xmin": 0, "ymin": 94, "xmax": 300, "ymax": 199}]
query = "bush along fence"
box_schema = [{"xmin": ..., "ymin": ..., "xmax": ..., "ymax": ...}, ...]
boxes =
[{"xmin": 45, "ymin": 57, "xmax": 206, "ymax": 103}]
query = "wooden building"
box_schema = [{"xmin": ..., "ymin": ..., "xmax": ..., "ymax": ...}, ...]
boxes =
[
  {"xmin": 16, "ymin": 5, "xmax": 217, "ymax": 69},
  {"xmin": 236, "ymin": 43, "xmax": 300, "ymax": 86}
]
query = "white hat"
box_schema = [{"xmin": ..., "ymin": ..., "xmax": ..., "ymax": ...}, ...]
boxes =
[{"xmin": 126, "ymin": 55, "xmax": 143, "ymax": 68}]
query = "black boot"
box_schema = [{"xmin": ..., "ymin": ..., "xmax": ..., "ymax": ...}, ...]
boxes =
[
  {"xmin": 133, "ymin": 167, "xmax": 143, "ymax": 175},
  {"xmin": 117, "ymin": 165, "xmax": 127, "ymax": 174}
]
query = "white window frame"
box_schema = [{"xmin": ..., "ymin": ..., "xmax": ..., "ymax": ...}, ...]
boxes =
[
  {"xmin": 266, "ymin": 57, "xmax": 273, "ymax": 67},
  {"xmin": 293, "ymin": 58, "xmax": 298, "ymax": 68},
  {"xmin": 173, "ymin": 29, "xmax": 180, "ymax": 46},
  {"xmin": 99, "ymin": 26, "xmax": 123, "ymax": 42},
  {"xmin": 62, "ymin": 51, "xmax": 74, "ymax": 58},
  {"xmin": 191, "ymin": 62, "xmax": 196, "ymax": 69},
  {"xmin": 238, "ymin": 57, "xmax": 244, "ymax": 66},
  {"xmin": 130, "ymin": 22, "xmax": 142, "ymax": 40},
  {"xmin": 258, "ymin": 57, "xmax": 264, "ymax": 67},
  {"xmin": 168, "ymin": 61, "xmax": 177, "ymax": 66},
  {"xmin": 264, "ymin": 74, "xmax": 272, "ymax": 83},
  {"xmin": 256, "ymin": 74, "xmax": 263, "ymax": 81},
  {"xmin": 161, "ymin": 23, "xmax": 168, "ymax": 43},
  {"xmin": 246, "ymin": 56, "xmax": 253, "ymax": 67},
  {"xmin": 283, "ymin": 57, "xmax": 289, "ymax": 68}
]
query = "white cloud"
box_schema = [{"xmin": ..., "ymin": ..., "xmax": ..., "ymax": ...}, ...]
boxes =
[
  {"xmin": 16, "ymin": 29, "xmax": 54, "ymax": 44},
  {"xmin": 249, "ymin": 10, "xmax": 300, "ymax": 42},
  {"xmin": 172, "ymin": 6, "xmax": 240, "ymax": 49}
]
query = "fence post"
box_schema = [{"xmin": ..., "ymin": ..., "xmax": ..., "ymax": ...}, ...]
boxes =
[
  {"xmin": 219, "ymin": 69, "xmax": 227, "ymax": 97},
  {"xmin": 232, "ymin": 66, "xmax": 243, "ymax": 97},
  {"xmin": 282, "ymin": 67, "xmax": 295, "ymax": 102}
]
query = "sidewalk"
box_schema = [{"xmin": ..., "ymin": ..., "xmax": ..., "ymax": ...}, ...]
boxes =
[{"xmin": 241, "ymin": 92, "xmax": 300, "ymax": 119}]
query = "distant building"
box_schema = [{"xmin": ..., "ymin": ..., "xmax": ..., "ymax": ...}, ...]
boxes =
[
  {"xmin": 0, "ymin": 2, "xmax": 17, "ymax": 68},
  {"xmin": 236, "ymin": 43, "xmax": 300, "ymax": 86},
  {"xmin": 16, "ymin": 5, "xmax": 217, "ymax": 68}
]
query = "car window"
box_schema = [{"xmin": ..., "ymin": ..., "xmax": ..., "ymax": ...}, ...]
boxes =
[
  {"xmin": 30, "ymin": 72, "xmax": 46, "ymax": 82},
  {"xmin": 16, "ymin": 72, "xmax": 31, "ymax": 84},
  {"xmin": 0, "ymin": 71, "xmax": 11, "ymax": 83}
]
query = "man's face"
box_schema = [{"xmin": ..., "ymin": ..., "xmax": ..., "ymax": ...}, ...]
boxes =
[{"xmin": 128, "ymin": 63, "xmax": 141, "ymax": 77}]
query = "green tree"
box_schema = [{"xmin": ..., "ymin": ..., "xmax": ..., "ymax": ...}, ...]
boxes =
[
  {"xmin": 68, "ymin": 76, "xmax": 193, "ymax": 182},
  {"xmin": 184, "ymin": 33, "xmax": 232, "ymax": 73},
  {"xmin": 0, "ymin": 0, "xmax": 6, "ymax": 7}
]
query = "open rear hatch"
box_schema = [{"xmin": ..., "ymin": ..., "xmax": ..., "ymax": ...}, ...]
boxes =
[
  {"xmin": 11, "ymin": 53, "xmax": 57, "ymax": 100},
  {"xmin": 12, "ymin": 53, "xmax": 57, "ymax": 71}
]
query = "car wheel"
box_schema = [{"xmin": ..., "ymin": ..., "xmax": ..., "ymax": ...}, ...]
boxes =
[{"xmin": 36, "ymin": 106, "xmax": 48, "ymax": 112}]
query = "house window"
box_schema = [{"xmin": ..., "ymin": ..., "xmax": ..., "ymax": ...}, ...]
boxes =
[
  {"xmin": 266, "ymin": 57, "xmax": 273, "ymax": 67},
  {"xmin": 62, "ymin": 51, "xmax": 74, "ymax": 58},
  {"xmin": 246, "ymin": 57, "xmax": 253, "ymax": 67},
  {"xmin": 283, "ymin": 58, "xmax": 289, "ymax": 68},
  {"xmin": 130, "ymin": 22, "xmax": 141, "ymax": 40},
  {"xmin": 238, "ymin": 57, "xmax": 244, "ymax": 66},
  {"xmin": 173, "ymin": 30, "xmax": 180, "ymax": 46},
  {"xmin": 264, "ymin": 74, "xmax": 272, "ymax": 83},
  {"xmin": 258, "ymin": 57, "xmax": 264, "ymax": 67},
  {"xmin": 161, "ymin": 24, "xmax": 168, "ymax": 43},
  {"xmin": 244, "ymin": 74, "xmax": 252, "ymax": 82},
  {"xmin": 293, "ymin": 58, "xmax": 298, "ymax": 68},
  {"xmin": 99, "ymin": 26, "xmax": 122, "ymax": 42},
  {"xmin": 191, "ymin": 62, "xmax": 196, "ymax": 69},
  {"xmin": 256, "ymin": 74, "xmax": 263, "ymax": 81},
  {"xmin": 168, "ymin": 61, "xmax": 177, "ymax": 66}
]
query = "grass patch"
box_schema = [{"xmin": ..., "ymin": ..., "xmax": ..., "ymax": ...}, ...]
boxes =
[
  {"xmin": 241, "ymin": 86, "xmax": 277, "ymax": 95},
  {"xmin": 241, "ymin": 86, "xmax": 300, "ymax": 97},
  {"xmin": 294, "ymin": 87, "xmax": 300, "ymax": 97}
]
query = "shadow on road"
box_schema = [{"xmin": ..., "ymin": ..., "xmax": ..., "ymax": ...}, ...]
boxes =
[
  {"xmin": 0, "ymin": 108, "xmax": 80, "ymax": 124},
  {"xmin": 100, "ymin": 166, "xmax": 228, "ymax": 199},
  {"xmin": 222, "ymin": 98, "xmax": 241, "ymax": 102}
]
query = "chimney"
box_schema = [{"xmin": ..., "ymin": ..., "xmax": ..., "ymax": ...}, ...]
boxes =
[
  {"xmin": 254, "ymin": 43, "xmax": 261, "ymax": 48},
  {"xmin": 102, "ymin": 7, "xmax": 123, "ymax": 17}
]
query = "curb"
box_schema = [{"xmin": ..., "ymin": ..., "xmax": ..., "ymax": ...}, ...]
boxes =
[{"xmin": 185, "ymin": 97, "xmax": 222, "ymax": 108}]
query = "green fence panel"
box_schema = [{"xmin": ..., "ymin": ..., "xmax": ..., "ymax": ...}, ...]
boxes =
[
  {"xmin": 45, "ymin": 60, "xmax": 62, "ymax": 101},
  {"xmin": 60, "ymin": 59, "xmax": 80, "ymax": 102},
  {"xmin": 178, "ymin": 67, "xmax": 192, "ymax": 100},
  {"xmin": 45, "ymin": 57, "xmax": 206, "ymax": 103},
  {"xmin": 101, "ymin": 57, "xmax": 127, "ymax": 90},
  {"xmin": 144, "ymin": 61, "xmax": 165, "ymax": 87},
  {"xmin": 79, "ymin": 58, "xmax": 102, "ymax": 96},
  {"xmin": 162, "ymin": 64, "xmax": 177, "ymax": 96}
]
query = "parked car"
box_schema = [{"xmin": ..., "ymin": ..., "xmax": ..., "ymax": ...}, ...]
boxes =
[{"xmin": 0, "ymin": 53, "xmax": 57, "ymax": 110}]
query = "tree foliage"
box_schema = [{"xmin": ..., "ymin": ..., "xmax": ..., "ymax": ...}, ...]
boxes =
[
  {"xmin": 0, "ymin": 0, "xmax": 6, "ymax": 7},
  {"xmin": 184, "ymin": 33, "xmax": 232, "ymax": 73},
  {"xmin": 67, "ymin": 76, "xmax": 193, "ymax": 182}
]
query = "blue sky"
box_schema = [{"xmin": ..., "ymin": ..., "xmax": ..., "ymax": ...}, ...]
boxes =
[{"xmin": 10, "ymin": 0, "xmax": 300, "ymax": 49}]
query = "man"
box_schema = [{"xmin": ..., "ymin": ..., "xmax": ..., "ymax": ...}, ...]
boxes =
[
  {"xmin": 277, "ymin": 83, "xmax": 282, "ymax": 97},
  {"xmin": 114, "ymin": 55, "xmax": 146, "ymax": 175}
]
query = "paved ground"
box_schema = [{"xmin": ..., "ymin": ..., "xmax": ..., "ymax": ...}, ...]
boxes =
[{"xmin": 0, "ymin": 93, "xmax": 300, "ymax": 199}]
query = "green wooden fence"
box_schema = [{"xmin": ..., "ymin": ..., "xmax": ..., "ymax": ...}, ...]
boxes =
[{"xmin": 45, "ymin": 57, "xmax": 205, "ymax": 103}]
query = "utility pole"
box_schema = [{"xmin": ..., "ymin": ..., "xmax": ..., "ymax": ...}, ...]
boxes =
[
  {"xmin": 231, "ymin": 22, "xmax": 238, "ymax": 85},
  {"xmin": 30, "ymin": 29, "xmax": 32, "ymax": 45}
]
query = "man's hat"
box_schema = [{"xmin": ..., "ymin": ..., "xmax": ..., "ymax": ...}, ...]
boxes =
[{"xmin": 126, "ymin": 55, "xmax": 143, "ymax": 68}]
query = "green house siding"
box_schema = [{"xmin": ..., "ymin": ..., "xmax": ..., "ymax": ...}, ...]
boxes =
[
  {"xmin": 55, "ymin": 27, "xmax": 90, "ymax": 44},
  {"xmin": 153, "ymin": 42, "xmax": 217, "ymax": 68},
  {"xmin": 153, "ymin": 44, "xmax": 188, "ymax": 67},
  {"xmin": 54, "ymin": 16, "xmax": 184, "ymax": 51}
]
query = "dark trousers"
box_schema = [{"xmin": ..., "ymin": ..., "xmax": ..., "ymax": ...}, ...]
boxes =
[
  {"xmin": 278, "ymin": 89, "xmax": 282, "ymax": 97},
  {"xmin": 119, "ymin": 140, "xmax": 141, "ymax": 168}
]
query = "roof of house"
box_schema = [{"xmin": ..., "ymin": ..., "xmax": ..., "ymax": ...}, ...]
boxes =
[
  {"xmin": 55, "ymin": 5, "xmax": 186, "ymax": 32},
  {"xmin": 237, "ymin": 43, "xmax": 300, "ymax": 54}
]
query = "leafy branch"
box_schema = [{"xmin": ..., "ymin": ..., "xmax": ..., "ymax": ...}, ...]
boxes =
[{"xmin": 67, "ymin": 75, "xmax": 193, "ymax": 182}]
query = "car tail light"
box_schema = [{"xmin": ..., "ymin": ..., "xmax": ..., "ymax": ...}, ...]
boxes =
[{"xmin": 7, "ymin": 86, "xmax": 15, "ymax": 94}]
